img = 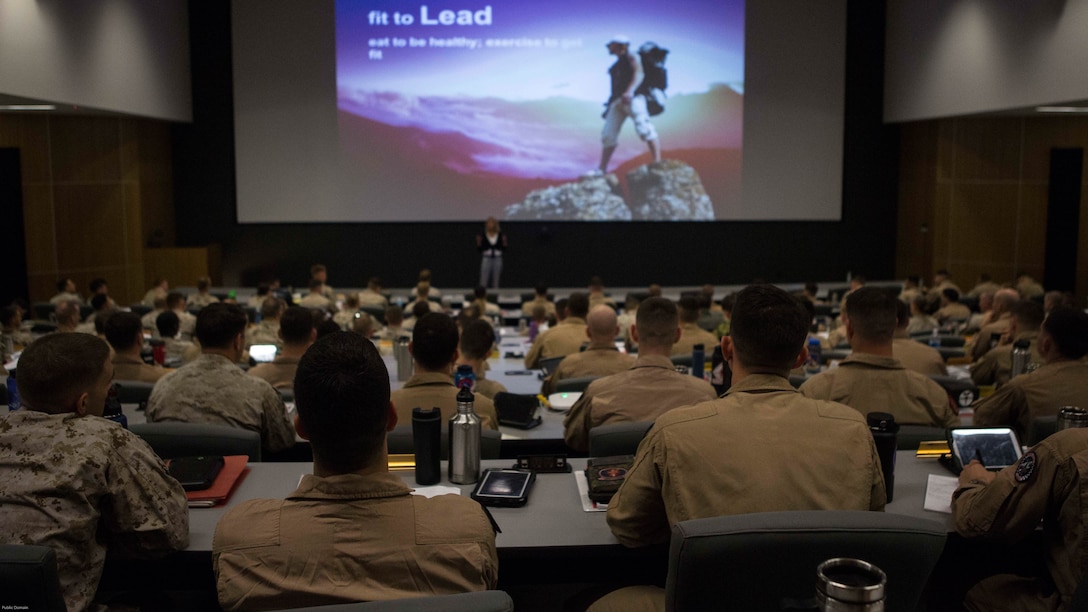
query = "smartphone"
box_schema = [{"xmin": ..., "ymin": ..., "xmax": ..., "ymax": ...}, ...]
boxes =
[
  {"xmin": 470, "ymin": 469, "xmax": 535, "ymax": 507},
  {"xmin": 168, "ymin": 456, "xmax": 225, "ymax": 491}
]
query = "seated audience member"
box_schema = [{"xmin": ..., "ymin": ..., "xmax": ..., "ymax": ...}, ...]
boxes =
[
  {"xmin": 247, "ymin": 296, "xmax": 285, "ymax": 350},
  {"xmin": 142, "ymin": 277, "xmax": 169, "ymax": 307},
  {"xmin": 142, "ymin": 296, "xmax": 167, "ymax": 335},
  {"xmin": 87, "ymin": 277, "xmax": 110, "ymax": 306},
  {"xmin": 471, "ymin": 286, "xmax": 501, "ymax": 317},
  {"xmin": 1, "ymin": 306, "xmax": 30, "ymax": 360},
  {"xmin": 973, "ymin": 307, "xmax": 1088, "ymax": 440},
  {"xmin": 146, "ymin": 303, "xmax": 295, "ymax": 453},
  {"xmin": 927, "ymin": 269, "xmax": 961, "ymax": 306},
  {"xmin": 380, "ymin": 305, "xmax": 408, "ymax": 339},
  {"xmin": 407, "ymin": 282, "xmax": 445, "ymax": 315},
  {"xmin": 616, "ymin": 295, "xmax": 639, "ymax": 348},
  {"xmin": 968, "ymin": 288, "xmax": 1020, "ymax": 361},
  {"xmin": 971, "ymin": 300, "xmax": 1045, "ymax": 388},
  {"xmin": 899, "ymin": 275, "xmax": 924, "ymax": 306},
  {"xmin": 84, "ymin": 292, "xmax": 116, "ymax": 325},
  {"xmin": 358, "ymin": 276, "xmax": 388, "ymax": 307},
  {"xmin": 457, "ymin": 318, "xmax": 507, "ymax": 399},
  {"xmin": 390, "ymin": 313, "xmax": 499, "ymax": 430},
  {"xmin": 1044, "ymin": 290, "xmax": 1075, "ymax": 313},
  {"xmin": 167, "ymin": 291, "xmax": 197, "ymax": 340},
  {"xmin": 563, "ymin": 297, "xmax": 717, "ymax": 453},
  {"xmin": 934, "ymin": 288, "xmax": 970, "ymax": 325},
  {"xmin": 0, "ymin": 333, "xmax": 188, "ymax": 611},
  {"xmin": 521, "ymin": 283, "xmax": 557, "ymax": 319},
  {"xmin": 213, "ymin": 332, "xmax": 497, "ymax": 609},
  {"xmin": 298, "ymin": 278, "xmax": 332, "ymax": 310},
  {"xmin": 310, "ymin": 263, "xmax": 334, "ymax": 299},
  {"xmin": 333, "ymin": 292, "xmax": 361, "ymax": 330},
  {"xmin": 1016, "ymin": 272, "xmax": 1045, "ymax": 299},
  {"xmin": 588, "ymin": 276, "xmax": 616, "ymax": 310},
  {"xmin": 951, "ymin": 428, "xmax": 1088, "ymax": 611},
  {"xmin": 189, "ymin": 276, "xmax": 220, "ymax": 309},
  {"xmin": 672, "ymin": 296, "xmax": 720, "ymax": 356},
  {"xmin": 352, "ymin": 311, "xmax": 379, "ymax": 340},
  {"xmin": 156, "ymin": 311, "xmax": 198, "ymax": 364},
  {"xmin": 702, "ymin": 284, "xmax": 725, "ymax": 311},
  {"xmin": 962, "ymin": 291, "xmax": 993, "ymax": 334},
  {"xmin": 715, "ymin": 292, "xmax": 736, "ymax": 338},
  {"xmin": 249, "ymin": 306, "xmax": 316, "ymax": 389},
  {"xmin": 49, "ymin": 277, "xmax": 82, "ymax": 305},
  {"xmin": 105, "ymin": 311, "xmax": 169, "ymax": 383},
  {"xmin": 801, "ymin": 281, "xmax": 823, "ymax": 305},
  {"xmin": 411, "ymin": 268, "xmax": 442, "ymax": 298},
  {"xmin": 906, "ymin": 295, "xmax": 939, "ymax": 336},
  {"xmin": 53, "ymin": 300, "xmax": 81, "ymax": 333},
  {"xmin": 403, "ymin": 300, "xmax": 433, "ymax": 332},
  {"xmin": 247, "ymin": 282, "xmax": 271, "ymax": 309},
  {"xmin": 891, "ymin": 299, "xmax": 948, "ymax": 377},
  {"xmin": 966, "ymin": 273, "xmax": 1001, "ymax": 299},
  {"xmin": 696, "ymin": 293, "xmax": 725, "ymax": 332},
  {"xmin": 646, "ymin": 283, "xmax": 663, "ymax": 298},
  {"xmin": 590, "ymin": 286, "xmax": 885, "ymax": 609},
  {"xmin": 315, "ymin": 318, "xmax": 341, "ymax": 339},
  {"xmin": 800, "ymin": 287, "xmax": 958, "ymax": 427},
  {"xmin": 524, "ymin": 292, "xmax": 590, "ymax": 369},
  {"xmin": 542, "ymin": 305, "xmax": 635, "ymax": 396}
]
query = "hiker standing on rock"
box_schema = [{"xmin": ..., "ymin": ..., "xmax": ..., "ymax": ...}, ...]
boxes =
[{"xmin": 594, "ymin": 35, "xmax": 661, "ymax": 175}]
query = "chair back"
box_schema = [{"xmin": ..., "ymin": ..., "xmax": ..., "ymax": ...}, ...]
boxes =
[
  {"xmin": 114, "ymin": 379, "xmax": 156, "ymax": 407},
  {"xmin": 130, "ymin": 303, "xmax": 153, "ymax": 317},
  {"xmin": 538, "ymin": 356, "xmax": 564, "ymax": 376},
  {"xmin": 897, "ymin": 425, "xmax": 947, "ymax": 450},
  {"xmin": 588, "ymin": 421, "xmax": 653, "ymax": 457},
  {"xmin": 386, "ymin": 425, "xmax": 501, "ymax": 460},
  {"xmin": 1029, "ymin": 415, "xmax": 1058, "ymax": 446},
  {"xmin": 555, "ymin": 376, "xmax": 597, "ymax": 393},
  {"xmin": 31, "ymin": 302, "xmax": 56, "ymax": 322},
  {"xmin": 929, "ymin": 376, "xmax": 979, "ymax": 412},
  {"xmin": 271, "ymin": 590, "xmax": 514, "ymax": 611},
  {"xmin": 0, "ymin": 544, "xmax": 67, "ymax": 612},
  {"xmin": 664, "ymin": 511, "xmax": 945, "ymax": 612},
  {"xmin": 670, "ymin": 354, "xmax": 693, "ymax": 367},
  {"xmin": 359, "ymin": 305, "xmax": 387, "ymax": 326},
  {"xmin": 130, "ymin": 422, "xmax": 262, "ymax": 461}
]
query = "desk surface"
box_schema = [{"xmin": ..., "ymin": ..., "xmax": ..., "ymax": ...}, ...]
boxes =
[{"xmin": 188, "ymin": 450, "xmax": 953, "ymax": 553}]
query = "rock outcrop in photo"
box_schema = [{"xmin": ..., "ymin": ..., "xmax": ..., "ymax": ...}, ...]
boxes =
[
  {"xmin": 504, "ymin": 173, "xmax": 630, "ymax": 220},
  {"xmin": 503, "ymin": 160, "xmax": 713, "ymax": 221}
]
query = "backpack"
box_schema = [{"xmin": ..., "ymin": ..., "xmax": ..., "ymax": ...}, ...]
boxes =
[{"xmin": 638, "ymin": 42, "xmax": 669, "ymax": 116}]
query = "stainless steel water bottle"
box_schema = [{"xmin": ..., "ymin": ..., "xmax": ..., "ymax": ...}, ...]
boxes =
[
  {"xmin": 1010, "ymin": 339, "xmax": 1031, "ymax": 379},
  {"xmin": 448, "ymin": 386, "xmax": 481, "ymax": 484}
]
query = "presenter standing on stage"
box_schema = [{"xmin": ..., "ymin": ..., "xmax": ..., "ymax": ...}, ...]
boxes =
[{"xmin": 476, "ymin": 217, "xmax": 507, "ymax": 289}]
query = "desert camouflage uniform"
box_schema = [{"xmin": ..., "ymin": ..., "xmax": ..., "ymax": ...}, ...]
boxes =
[
  {"xmin": 245, "ymin": 319, "xmax": 282, "ymax": 350},
  {"xmin": 0, "ymin": 410, "xmax": 188, "ymax": 611},
  {"xmin": 146, "ymin": 353, "xmax": 295, "ymax": 452}
]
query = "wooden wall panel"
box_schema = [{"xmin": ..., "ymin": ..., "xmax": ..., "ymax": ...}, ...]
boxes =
[
  {"xmin": 49, "ymin": 117, "xmax": 123, "ymax": 183},
  {"xmin": 20, "ymin": 184, "xmax": 56, "ymax": 273},
  {"xmin": 0, "ymin": 115, "xmax": 51, "ymax": 183}
]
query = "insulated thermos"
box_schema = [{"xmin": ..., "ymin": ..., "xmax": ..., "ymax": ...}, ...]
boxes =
[
  {"xmin": 412, "ymin": 407, "xmax": 442, "ymax": 485},
  {"xmin": 395, "ymin": 337, "xmax": 413, "ymax": 381},
  {"xmin": 692, "ymin": 344, "xmax": 705, "ymax": 379},
  {"xmin": 867, "ymin": 412, "xmax": 898, "ymax": 503},
  {"xmin": 448, "ymin": 386, "xmax": 481, "ymax": 484},
  {"xmin": 816, "ymin": 558, "xmax": 887, "ymax": 611},
  {"xmin": 1010, "ymin": 339, "xmax": 1031, "ymax": 379}
]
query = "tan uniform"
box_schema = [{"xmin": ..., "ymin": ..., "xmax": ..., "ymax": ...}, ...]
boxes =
[
  {"xmin": 113, "ymin": 354, "xmax": 170, "ymax": 383},
  {"xmin": 968, "ymin": 314, "xmax": 1012, "ymax": 361},
  {"xmin": 213, "ymin": 471, "xmax": 498, "ymax": 610},
  {"xmin": 605, "ymin": 374, "xmax": 886, "ymax": 548},
  {"xmin": 935, "ymin": 302, "xmax": 971, "ymax": 323},
  {"xmin": 0, "ymin": 411, "xmax": 188, "ymax": 612},
  {"xmin": 521, "ymin": 297, "xmax": 556, "ymax": 318},
  {"xmin": 542, "ymin": 343, "xmax": 635, "ymax": 396},
  {"xmin": 898, "ymin": 287, "xmax": 922, "ymax": 305},
  {"xmin": 971, "ymin": 332, "xmax": 1042, "ymax": 388},
  {"xmin": 245, "ymin": 319, "xmax": 282, "ymax": 350},
  {"xmin": 671, "ymin": 322, "xmax": 719, "ymax": 357},
  {"xmin": 966, "ymin": 281, "xmax": 1002, "ymax": 298},
  {"xmin": 298, "ymin": 293, "xmax": 332, "ymax": 310},
  {"xmin": 906, "ymin": 314, "xmax": 939, "ymax": 336},
  {"xmin": 175, "ymin": 309, "xmax": 197, "ymax": 340},
  {"xmin": 49, "ymin": 291, "xmax": 83, "ymax": 305},
  {"xmin": 973, "ymin": 360, "xmax": 1088, "ymax": 442},
  {"xmin": 146, "ymin": 353, "xmax": 296, "ymax": 452},
  {"xmin": 799, "ymin": 353, "xmax": 959, "ymax": 427},
  {"xmin": 891, "ymin": 337, "xmax": 948, "ymax": 377},
  {"xmin": 474, "ymin": 376, "xmax": 507, "ymax": 400},
  {"xmin": 589, "ymin": 293, "xmax": 616, "ymax": 310},
  {"xmin": 164, "ymin": 337, "xmax": 199, "ymax": 364},
  {"xmin": 1018, "ymin": 279, "xmax": 1045, "ymax": 299},
  {"xmin": 524, "ymin": 317, "xmax": 588, "ymax": 369},
  {"xmin": 141, "ymin": 308, "xmax": 164, "ymax": 333},
  {"xmin": 248, "ymin": 355, "xmax": 300, "ymax": 389},
  {"xmin": 332, "ymin": 309, "xmax": 355, "ymax": 331},
  {"xmin": 952, "ymin": 429, "xmax": 1088, "ymax": 612},
  {"xmin": 358, "ymin": 288, "xmax": 388, "ymax": 307},
  {"xmin": 390, "ymin": 371, "xmax": 498, "ymax": 430},
  {"xmin": 563, "ymin": 354, "xmax": 718, "ymax": 453},
  {"xmin": 406, "ymin": 299, "xmax": 444, "ymax": 314},
  {"xmin": 188, "ymin": 292, "xmax": 220, "ymax": 308},
  {"xmin": 142, "ymin": 287, "xmax": 167, "ymax": 307}
]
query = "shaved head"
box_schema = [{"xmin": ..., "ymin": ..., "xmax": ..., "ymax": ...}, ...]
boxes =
[{"xmin": 586, "ymin": 305, "xmax": 619, "ymax": 342}]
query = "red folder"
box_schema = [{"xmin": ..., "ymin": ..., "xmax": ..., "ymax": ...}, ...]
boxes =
[{"xmin": 184, "ymin": 455, "xmax": 250, "ymax": 507}]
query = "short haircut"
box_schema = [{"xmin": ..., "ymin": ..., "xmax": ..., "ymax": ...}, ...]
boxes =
[
  {"xmin": 647, "ymin": 283, "xmax": 662, "ymax": 297},
  {"xmin": 260, "ymin": 296, "xmax": 284, "ymax": 320},
  {"xmin": 460, "ymin": 318, "xmax": 495, "ymax": 360},
  {"xmin": 535, "ymin": 283, "xmax": 548, "ymax": 296},
  {"xmin": 1042, "ymin": 307, "xmax": 1088, "ymax": 360},
  {"xmin": 368, "ymin": 276, "xmax": 383, "ymax": 289},
  {"xmin": 729, "ymin": 285, "xmax": 810, "ymax": 371},
  {"xmin": 554, "ymin": 298, "xmax": 569, "ymax": 317},
  {"xmin": 310, "ymin": 264, "xmax": 326, "ymax": 276},
  {"xmin": 844, "ymin": 287, "xmax": 898, "ymax": 343},
  {"xmin": 295, "ymin": 332, "xmax": 390, "ymax": 472},
  {"xmin": 156, "ymin": 310, "xmax": 180, "ymax": 338},
  {"xmin": 588, "ymin": 276, "xmax": 604, "ymax": 289},
  {"xmin": 89, "ymin": 278, "xmax": 107, "ymax": 293},
  {"xmin": 90, "ymin": 293, "xmax": 110, "ymax": 311},
  {"xmin": 411, "ymin": 301, "xmax": 432, "ymax": 319},
  {"xmin": 941, "ymin": 288, "xmax": 960, "ymax": 303},
  {"xmin": 911, "ymin": 295, "xmax": 928, "ymax": 311},
  {"xmin": 104, "ymin": 311, "xmax": 142, "ymax": 351},
  {"xmin": 474, "ymin": 286, "xmax": 487, "ymax": 299},
  {"xmin": 720, "ymin": 292, "xmax": 737, "ymax": 314},
  {"xmin": 316, "ymin": 319, "xmax": 341, "ymax": 339},
  {"xmin": 195, "ymin": 303, "xmax": 247, "ymax": 349},
  {"xmin": 416, "ymin": 281, "xmax": 431, "ymax": 298},
  {"xmin": 197, "ymin": 276, "xmax": 211, "ymax": 291},
  {"xmin": 895, "ymin": 299, "xmax": 910, "ymax": 329},
  {"xmin": 567, "ymin": 292, "xmax": 590, "ymax": 318},
  {"xmin": 636, "ymin": 297, "xmax": 679, "ymax": 347},
  {"xmin": 55, "ymin": 278, "xmax": 69, "ymax": 292},
  {"xmin": 54, "ymin": 301, "xmax": 80, "ymax": 326},
  {"xmin": 418, "ymin": 268, "xmax": 432, "ymax": 282},
  {"xmin": 256, "ymin": 283, "xmax": 270, "ymax": 296},
  {"xmin": 345, "ymin": 293, "xmax": 360, "ymax": 308},
  {"xmin": 352, "ymin": 312, "xmax": 374, "ymax": 336},
  {"xmin": 309, "ymin": 278, "xmax": 324, "ymax": 292},
  {"xmin": 805, "ymin": 282, "xmax": 819, "ymax": 296},
  {"xmin": 677, "ymin": 296, "xmax": 700, "ymax": 323},
  {"xmin": 280, "ymin": 306, "xmax": 315, "ymax": 345},
  {"xmin": 1012, "ymin": 300, "xmax": 1044, "ymax": 331},
  {"xmin": 385, "ymin": 306, "xmax": 404, "ymax": 326},
  {"xmin": 166, "ymin": 291, "xmax": 186, "ymax": 310},
  {"xmin": 17, "ymin": 333, "xmax": 110, "ymax": 414},
  {"xmin": 411, "ymin": 313, "xmax": 458, "ymax": 370}
]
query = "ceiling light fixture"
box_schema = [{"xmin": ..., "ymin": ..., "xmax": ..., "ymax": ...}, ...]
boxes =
[
  {"xmin": 1035, "ymin": 106, "xmax": 1088, "ymax": 113},
  {"xmin": 0, "ymin": 104, "xmax": 56, "ymax": 111}
]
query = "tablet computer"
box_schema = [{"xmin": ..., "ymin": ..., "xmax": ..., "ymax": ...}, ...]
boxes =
[
  {"xmin": 949, "ymin": 427, "xmax": 1022, "ymax": 473},
  {"xmin": 168, "ymin": 455, "xmax": 225, "ymax": 491},
  {"xmin": 249, "ymin": 344, "xmax": 278, "ymax": 363},
  {"xmin": 470, "ymin": 469, "xmax": 535, "ymax": 507}
]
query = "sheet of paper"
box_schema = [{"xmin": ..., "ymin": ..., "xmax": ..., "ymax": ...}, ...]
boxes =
[
  {"xmin": 574, "ymin": 470, "xmax": 608, "ymax": 513},
  {"xmin": 411, "ymin": 485, "xmax": 462, "ymax": 498},
  {"xmin": 924, "ymin": 474, "xmax": 958, "ymax": 514}
]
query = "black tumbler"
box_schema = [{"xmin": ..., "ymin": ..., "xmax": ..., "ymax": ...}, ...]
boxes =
[
  {"xmin": 412, "ymin": 407, "xmax": 442, "ymax": 485},
  {"xmin": 867, "ymin": 412, "xmax": 899, "ymax": 503}
]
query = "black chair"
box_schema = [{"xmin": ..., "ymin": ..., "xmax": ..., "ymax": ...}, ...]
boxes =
[
  {"xmin": 386, "ymin": 425, "xmax": 501, "ymax": 460},
  {"xmin": 588, "ymin": 421, "xmax": 653, "ymax": 457},
  {"xmin": 31, "ymin": 302, "xmax": 56, "ymax": 322},
  {"xmin": 272, "ymin": 590, "xmax": 514, "ymax": 611},
  {"xmin": 1028, "ymin": 415, "xmax": 1058, "ymax": 446},
  {"xmin": 130, "ymin": 303, "xmax": 153, "ymax": 317},
  {"xmin": 821, "ymin": 348, "xmax": 853, "ymax": 364},
  {"xmin": 79, "ymin": 304, "xmax": 94, "ymax": 321},
  {"xmin": 671, "ymin": 354, "xmax": 693, "ymax": 367},
  {"xmin": 555, "ymin": 376, "xmax": 597, "ymax": 393},
  {"xmin": 129, "ymin": 422, "xmax": 262, "ymax": 462},
  {"xmin": 897, "ymin": 425, "xmax": 948, "ymax": 450},
  {"xmin": 359, "ymin": 305, "xmax": 386, "ymax": 326},
  {"xmin": 0, "ymin": 544, "xmax": 67, "ymax": 612},
  {"xmin": 664, "ymin": 511, "xmax": 946, "ymax": 612},
  {"xmin": 929, "ymin": 376, "xmax": 979, "ymax": 412},
  {"xmin": 279, "ymin": 388, "xmax": 295, "ymax": 403},
  {"xmin": 911, "ymin": 335, "xmax": 965, "ymax": 348},
  {"xmin": 538, "ymin": 356, "xmax": 564, "ymax": 376},
  {"xmin": 114, "ymin": 380, "xmax": 155, "ymax": 408}
]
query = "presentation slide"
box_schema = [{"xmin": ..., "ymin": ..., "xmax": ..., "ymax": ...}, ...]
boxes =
[{"xmin": 336, "ymin": 0, "xmax": 744, "ymax": 221}]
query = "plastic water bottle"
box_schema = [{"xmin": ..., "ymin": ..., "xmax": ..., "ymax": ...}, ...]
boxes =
[
  {"xmin": 6, "ymin": 370, "xmax": 20, "ymax": 411},
  {"xmin": 448, "ymin": 387, "xmax": 481, "ymax": 484},
  {"xmin": 806, "ymin": 337, "xmax": 823, "ymax": 374},
  {"xmin": 102, "ymin": 382, "xmax": 127, "ymax": 428},
  {"xmin": 928, "ymin": 329, "xmax": 941, "ymax": 348},
  {"xmin": 691, "ymin": 344, "xmax": 705, "ymax": 379},
  {"xmin": 454, "ymin": 364, "xmax": 476, "ymax": 391}
]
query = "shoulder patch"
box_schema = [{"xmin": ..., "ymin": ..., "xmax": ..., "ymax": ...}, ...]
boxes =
[{"xmin": 1014, "ymin": 451, "xmax": 1037, "ymax": 483}]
